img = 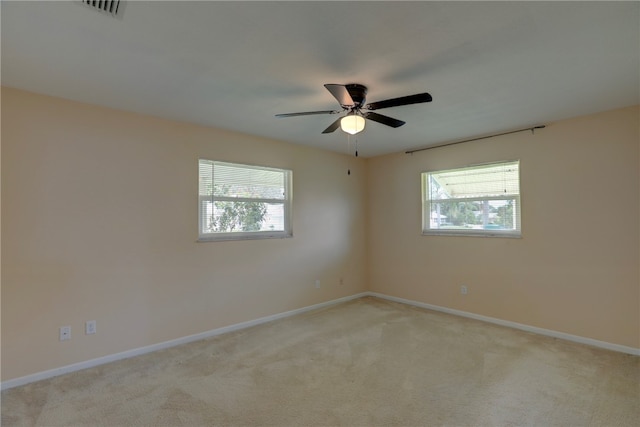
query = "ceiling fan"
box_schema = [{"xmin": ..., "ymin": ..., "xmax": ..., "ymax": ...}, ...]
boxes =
[{"xmin": 276, "ymin": 84, "xmax": 432, "ymax": 135}]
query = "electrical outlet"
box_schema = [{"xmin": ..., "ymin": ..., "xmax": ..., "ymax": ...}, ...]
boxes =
[
  {"xmin": 315, "ymin": 279, "xmax": 320, "ymax": 289},
  {"xmin": 461, "ymin": 285, "xmax": 468, "ymax": 295},
  {"xmin": 59, "ymin": 326, "xmax": 71, "ymax": 341},
  {"xmin": 86, "ymin": 320, "xmax": 97, "ymax": 335}
]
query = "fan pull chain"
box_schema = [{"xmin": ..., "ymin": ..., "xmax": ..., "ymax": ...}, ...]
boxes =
[
  {"xmin": 345, "ymin": 134, "xmax": 361, "ymax": 175},
  {"xmin": 347, "ymin": 134, "xmax": 351, "ymax": 175}
]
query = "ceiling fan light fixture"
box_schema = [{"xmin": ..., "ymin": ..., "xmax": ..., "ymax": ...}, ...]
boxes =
[{"xmin": 340, "ymin": 114, "xmax": 365, "ymax": 135}]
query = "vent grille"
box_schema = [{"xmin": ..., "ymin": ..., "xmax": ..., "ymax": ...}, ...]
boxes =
[{"xmin": 81, "ymin": 0, "xmax": 124, "ymax": 18}]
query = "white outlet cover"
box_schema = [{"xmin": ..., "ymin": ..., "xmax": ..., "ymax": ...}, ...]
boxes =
[
  {"xmin": 86, "ymin": 320, "xmax": 97, "ymax": 335},
  {"xmin": 59, "ymin": 326, "xmax": 71, "ymax": 341}
]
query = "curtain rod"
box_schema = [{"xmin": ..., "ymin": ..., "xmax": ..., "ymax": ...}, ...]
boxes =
[{"xmin": 405, "ymin": 125, "xmax": 546, "ymax": 155}]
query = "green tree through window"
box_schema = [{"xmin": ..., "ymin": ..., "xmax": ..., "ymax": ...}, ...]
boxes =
[
  {"xmin": 209, "ymin": 184, "xmax": 268, "ymax": 232},
  {"xmin": 198, "ymin": 160, "xmax": 292, "ymax": 241}
]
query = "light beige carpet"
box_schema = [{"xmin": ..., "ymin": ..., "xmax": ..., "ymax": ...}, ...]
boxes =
[{"xmin": 2, "ymin": 297, "xmax": 639, "ymax": 426}]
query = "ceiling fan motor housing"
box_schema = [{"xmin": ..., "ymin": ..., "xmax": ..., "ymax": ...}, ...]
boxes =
[{"xmin": 345, "ymin": 84, "xmax": 367, "ymax": 108}]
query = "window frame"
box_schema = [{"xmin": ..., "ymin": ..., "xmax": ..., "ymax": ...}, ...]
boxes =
[
  {"xmin": 198, "ymin": 159, "xmax": 293, "ymax": 242},
  {"xmin": 421, "ymin": 160, "xmax": 521, "ymax": 238}
]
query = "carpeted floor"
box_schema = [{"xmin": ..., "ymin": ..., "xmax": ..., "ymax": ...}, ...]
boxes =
[{"xmin": 2, "ymin": 296, "xmax": 639, "ymax": 426}]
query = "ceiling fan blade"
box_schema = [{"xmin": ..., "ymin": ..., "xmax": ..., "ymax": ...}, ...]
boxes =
[
  {"xmin": 322, "ymin": 117, "xmax": 343, "ymax": 134},
  {"xmin": 366, "ymin": 92, "xmax": 432, "ymax": 110},
  {"xmin": 324, "ymin": 84, "xmax": 355, "ymax": 107},
  {"xmin": 276, "ymin": 110, "xmax": 340, "ymax": 118},
  {"xmin": 363, "ymin": 112, "xmax": 406, "ymax": 128}
]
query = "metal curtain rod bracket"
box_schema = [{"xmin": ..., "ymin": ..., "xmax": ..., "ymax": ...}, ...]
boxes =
[{"xmin": 405, "ymin": 125, "xmax": 546, "ymax": 155}]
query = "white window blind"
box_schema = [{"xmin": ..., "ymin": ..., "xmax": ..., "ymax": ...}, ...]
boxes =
[
  {"xmin": 198, "ymin": 160, "xmax": 292, "ymax": 241},
  {"xmin": 422, "ymin": 160, "xmax": 521, "ymax": 237}
]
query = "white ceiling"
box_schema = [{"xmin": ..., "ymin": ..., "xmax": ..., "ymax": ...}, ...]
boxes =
[{"xmin": 2, "ymin": 1, "xmax": 638, "ymax": 157}]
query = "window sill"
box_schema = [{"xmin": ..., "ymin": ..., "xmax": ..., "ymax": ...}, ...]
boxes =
[
  {"xmin": 422, "ymin": 230, "xmax": 521, "ymax": 238},
  {"xmin": 198, "ymin": 232, "xmax": 293, "ymax": 242}
]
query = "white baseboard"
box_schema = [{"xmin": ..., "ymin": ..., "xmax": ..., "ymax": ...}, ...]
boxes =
[
  {"xmin": 4, "ymin": 291, "xmax": 637, "ymax": 390},
  {"xmin": 368, "ymin": 292, "xmax": 640, "ymax": 356},
  {"xmin": 1, "ymin": 292, "xmax": 369, "ymax": 391}
]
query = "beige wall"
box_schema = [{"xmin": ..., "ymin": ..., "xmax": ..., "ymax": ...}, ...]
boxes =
[
  {"xmin": 1, "ymin": 88, "xmax": 368, "ymax": 381},
  {"xmin": 368, "ymin": 105, "xmax": 639, "ymax": 348},
  {"xmin": 2, "ymin": 87, "xmax": 638, "ymax": 383}
]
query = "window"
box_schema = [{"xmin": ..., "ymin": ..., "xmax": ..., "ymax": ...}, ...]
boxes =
[
  {"xmin": 198, "ymin": 160, "xmax": 292, "ymax": 241},
  {"xmin": 422, "ymin": 160, "xmax": 521, "ymax": 237}
]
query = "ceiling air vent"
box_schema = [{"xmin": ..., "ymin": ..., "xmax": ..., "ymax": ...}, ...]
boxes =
[{"xmin": 80, "ymin": 0, "xmax": 124, "ymax": 18}]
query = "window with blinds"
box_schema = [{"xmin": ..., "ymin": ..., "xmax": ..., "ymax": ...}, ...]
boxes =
[
  {"xmin": 422, "ymin": 160, "xmax": 521, "ymax": 237},
  {"xmin": 198, "ymin": 160, "xmax": 292, "ymax": 241}
]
